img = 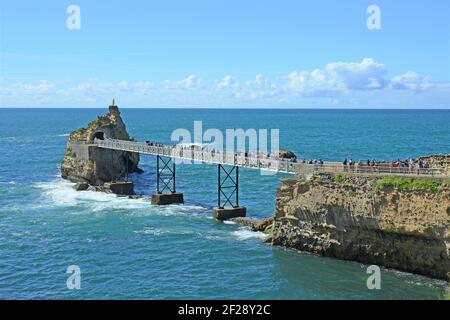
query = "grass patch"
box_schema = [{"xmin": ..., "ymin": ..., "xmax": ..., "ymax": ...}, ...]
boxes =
[
  {"xmin": 101, "ymin": 122, "xmax": 116, "ymax": 129},
  {"xmin": 372, "ymin": 176, "xmax": 442, "ymax": 193},
  {"xmin": 334, "ymin": 174, "xmax": 346, "ymax": 184}
]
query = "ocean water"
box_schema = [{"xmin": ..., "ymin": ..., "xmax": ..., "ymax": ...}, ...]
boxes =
[{"xmin": 0, "ymin": 108, "xmax": 449, "ymax": 300}]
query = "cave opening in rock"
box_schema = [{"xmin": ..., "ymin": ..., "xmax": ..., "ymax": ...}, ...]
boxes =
[{"xmin": 93, "ymin": 131, "xmax": 105, "ymax": 141}]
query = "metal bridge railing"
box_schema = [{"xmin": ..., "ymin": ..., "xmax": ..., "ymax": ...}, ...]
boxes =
[
  {"xmin": 94, "ymin": 139, "xmax": 447, "ymax": 178},
  {"xmin": 309, "ymin": 162, "xmax": 444, "ymax": 178}
]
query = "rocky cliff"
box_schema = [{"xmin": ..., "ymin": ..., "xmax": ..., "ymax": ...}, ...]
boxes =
[
  {"xmin": 272, "ymin": 173, "xmax": 450, "ymax": 281},
  {"xmin": 420, "ymin": 154, "xmax": 450, "ymax": 175},
  {"xmin": 61, "ymin": 102, "xmax": 141, "ymax": 187}
]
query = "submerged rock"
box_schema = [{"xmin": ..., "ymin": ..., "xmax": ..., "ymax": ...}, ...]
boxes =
[
  {"xmin": 73, "ymin": 182, "xmax": 89, "ymax": 191},
  {"xmin": 60, "ymin": 101, "xmax": 142, "ymax": 187}
]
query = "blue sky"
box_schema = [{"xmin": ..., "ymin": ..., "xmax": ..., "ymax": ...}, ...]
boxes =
[{"xmin": 1, "ymin": 0, "xmax": 449, "ymax": 108}]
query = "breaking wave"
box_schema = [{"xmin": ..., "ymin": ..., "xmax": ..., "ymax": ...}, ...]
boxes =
[
  {"xmin": 33, "ymin": 178, "xmax": 209, "ymax": 216},
  {"xmin": 0, "ymin": 181, "xmax": 16, "ymax": 185},
  {"xmin": 231, "ymin": 228, "xmax": 269, "ymax": 241},
  {"xmin": 35, "ymin": 179, "xmax": 150, "ymax": 211}
]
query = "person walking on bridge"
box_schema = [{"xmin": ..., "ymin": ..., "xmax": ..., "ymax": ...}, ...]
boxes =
[{"xmin": 357, "ymin": 160, "xmax": 363, "ymax": 173}]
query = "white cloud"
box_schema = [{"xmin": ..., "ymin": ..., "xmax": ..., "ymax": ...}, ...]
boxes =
[
  {"xmin": 286, "ymin": 69, "xmax": 340, "ymax": 95},
  {"xmin": 214, "ymin": 74, "xmax": 278, "ymax": 100},
  {"xmin": 165, "ymin": 74, "xmax": 202, "ymax": 89},
  {"xmin": 5, "ymin": 80, "xmax": 56, "ymax": 95},
  {"xmin": 217, "ymin": 75, "xmax": 239, "ymax": 90},
  {"xmin": 214, "ymin": 75, "xmax": 242, "ymax": 99},
  {"xmin": 62, "ymin": 81, "xmax": 155, "ymax": 97},
  {"xmin": 285, "ymin": 59, "xmax": 388, "ymax": 95},
  {"xmin": 390, "ymin": 71, "xmax": 433, "ymax": 91},
  {"xmin": 325, "ymin": 58, "xmax": 387, "ymax": 90},
  {"xmin": 245, "ymin": 74, "xmax": 278, "ymax": 100},
  {"xmin": 0, "ymin": 60, "xmax": 446, "ymax": 108}
]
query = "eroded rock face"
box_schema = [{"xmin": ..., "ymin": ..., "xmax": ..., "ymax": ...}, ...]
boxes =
[
  {"xmin": 61, "ymin": 104, "xmax": 141, "ymax": 186},
  {"xmin": 231, "ymin": 217, "xmax": 274, "ymax": 233},
  {"xmin": 420, "ymin": 154, "xmax": 450, "ymax": 175},
  {"xmin": 272, "ymin": 174, "xmax": 450, "ymax": 281}
]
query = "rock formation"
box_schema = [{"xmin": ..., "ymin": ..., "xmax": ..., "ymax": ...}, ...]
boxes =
[
  {"xmin": 231, "ymin": 217, "xmax": 274, "ymax": 237},
  {"xmin": 420, "ymin": 154, "xmax": 450, "ymax": 175},
  {"xmin": 276, "ymin": 150, "xmax": 297, "ymax": 160},
  {"xmin": 272, "ymin": 173, "xmax": 450, "ymax": 281},
  {"xmin": 61, "ymin": 102, "xmax": 142, "ymax": 187}
]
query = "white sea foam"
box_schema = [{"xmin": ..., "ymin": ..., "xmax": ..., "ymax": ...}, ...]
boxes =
[
  {"xmin": 135, "ymin": 226, "xmax": 198, "ymax": 237},
  {"xmin": 0, "ymin": 181, "xmax": 16, "ymax": 185},
  {"xmin": 0, "ymin": 136, "xmax": 17, "ymax": 142},
  {"xmin": 231, "ymin": 228, "xmax": 268, "ymax": 241},
  {"xmin": 135, "ymin": 227, "xmax": 166, "ymax": 236},
  {"xmin": 223, "ymin": 220, "xmax": 236, "ymax": 225},
  {"xmin": 203, "ymin": 234, "xmax": 225, "ymax": 241},
  {"xmin": 34, "ymin": 179, "xmax": 149, "ymax": 211},
  {"xmin": 34, "ymin": 178, "xmax": 209, "ymax": 217},
  {"xmin": 151, "ymin": 203, "xmax": 209, "ymax": 218},
  {"xmin": 58, "ymin": 133, "xmax": 70, "ymax": 137}
]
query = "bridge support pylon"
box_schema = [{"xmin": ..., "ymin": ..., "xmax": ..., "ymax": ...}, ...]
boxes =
[
  {"xmin": 151, "ymin": 156, "xmax": 184, "ymax": 205},
  {"xmin": 212, "ymin": 164, "xmax": 246, "ymax": 220}
]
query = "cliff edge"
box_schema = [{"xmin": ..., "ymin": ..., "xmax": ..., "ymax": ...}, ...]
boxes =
[
  {"xmin": 60, "ymin": 102, "xmax": 141, "ymax": 187},
  {"xmin": 272, "ymin": 172, "xmax": 450, "ymax": 281}
]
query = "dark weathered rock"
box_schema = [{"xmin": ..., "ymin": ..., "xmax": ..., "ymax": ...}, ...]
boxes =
[
  {"xmin": 272, "ymin": 173, "xmax": 450, "ymax": 281},
  {"xmin": 231, "ymin": 217, "xmax": 274, "ymax": 232},
  {"xmin": 61, "ymin": 103, "xmax": 142, "ymax": 186},
  {"xmin": 128, "ymin": 195, "xmax": 145, "ymax": 200},
  {"xmin": 134, "ymin": 167, "xmax": 145, "ymax": 174},
  {"xmin": 73, "ymin": 182, "xmax": 89, "ymax": 191},
  {"xmin": 87, "ymin": 185, "xmax": 103, "ymax": 192},
  {"xmin": 276, "ymin": 150, "xmax": 297, "ymax": 159}
]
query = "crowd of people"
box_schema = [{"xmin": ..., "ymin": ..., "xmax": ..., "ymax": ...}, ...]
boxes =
[
  {"xmin": 145, "ymin": 141, "xmax": 299, "ymax": 162},
  {"xmin": 340, "ymin": 158, "xmax": 428, "ymax": 173},
  {"xmin": 144, "ymin": 141, "xmax": 434, "ymax": 174},
  {"xmin": 301, "ymin": 159, "xmax": 324, "ymax": 165}
]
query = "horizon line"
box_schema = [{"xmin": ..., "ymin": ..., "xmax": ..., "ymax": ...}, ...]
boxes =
[{"xmin": 1, "ymin": 106, "xmax": 450, "ymax": 110}]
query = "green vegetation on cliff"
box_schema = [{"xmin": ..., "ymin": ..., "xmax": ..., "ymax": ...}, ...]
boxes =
[
  {"xmin": 334, "ymin": 174, "xmax": 346, "ymax": 184},
  {"xmin": 372, "ymin": 176, "xmax": 442, "ymax": 193},
  {"xmin": 100, "ymin": 122, "xmax": 116, "ymax": 129}
]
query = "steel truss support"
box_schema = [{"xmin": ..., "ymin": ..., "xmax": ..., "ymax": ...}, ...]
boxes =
[
  {"xmin": 157, "ymin": 156, "xmax": 176, "ymax": 194},
  {"xmin": 218, "ymin": 164, "xmax": 239, "ymax": 209}
]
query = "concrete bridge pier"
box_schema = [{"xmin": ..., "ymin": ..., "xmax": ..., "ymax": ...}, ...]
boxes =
[
  {"xmin": 212, "ymin": 164, "xmax": 246, "ymax": 220},
  {"xmin": 151, "ymin": 156, "xmax": 184, "ymax": 205}
]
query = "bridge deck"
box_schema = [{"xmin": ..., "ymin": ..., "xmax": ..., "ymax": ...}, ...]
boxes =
[{"xmin": 94, "ymin": 139, "xmax": 447, "ymax": 178}]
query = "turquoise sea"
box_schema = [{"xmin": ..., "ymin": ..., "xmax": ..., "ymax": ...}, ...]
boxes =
[{"xmin": 0, "ymin": 108, "xmax": 449, "ymax": 299}]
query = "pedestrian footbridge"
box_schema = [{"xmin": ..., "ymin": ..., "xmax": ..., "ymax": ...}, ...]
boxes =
[{"xmin": 90, "ymin": 138, "xmax": 447, "ymax": 220}]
